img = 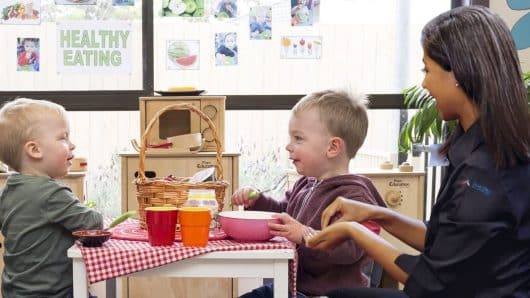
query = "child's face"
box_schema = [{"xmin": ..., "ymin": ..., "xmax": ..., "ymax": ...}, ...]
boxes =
[
  {"xmin": 224, "ymin": 34, "xmax": 236, "ymax": 50},
  {"xmin": 298, "ymin": 0, "xmax": 307, "ymax": 5},
  {"xmin": 256, "ymin": 13, "xmax": 265, "ymax": 23},
  {"xmin": 285, "ymin": 107, "xmax": 332, "ymax": 179},
  {"xmin": 32, "ymin": 114, "xmax": 75, "ymax": 178},
  {"xmin": 24, "ymin": 41, "xmax": 36, "ymax": 53}
]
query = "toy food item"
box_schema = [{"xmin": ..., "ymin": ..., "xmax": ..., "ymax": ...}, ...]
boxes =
[
  {"xmin": 108, "ymin": 210, "xmax": 137, "ymax": 229},
  {"xmin": 168, "ymin": 86, "xmax": 197, "ymax": 91}
]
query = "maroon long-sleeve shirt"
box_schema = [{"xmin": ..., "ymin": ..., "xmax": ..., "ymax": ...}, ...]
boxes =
[{"xmin": 252, "ymin": 174, "xmax": 386, "ymax": 295}]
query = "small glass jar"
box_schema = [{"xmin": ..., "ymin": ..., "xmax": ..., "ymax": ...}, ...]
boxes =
[{"xmin": 183, "ymin": 189, "xmax": 219, "ymax": 230}]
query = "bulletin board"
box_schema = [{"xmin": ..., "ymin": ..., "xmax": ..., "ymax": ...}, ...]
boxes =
[
  {"xmin": 0, "ymin": 0, "xmax": 452, "ymax": 96},
  {"xmin": 152, "ymin": 0, "xmax": 450, "ymax": 95}
]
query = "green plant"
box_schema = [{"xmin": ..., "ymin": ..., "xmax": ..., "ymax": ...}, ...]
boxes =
[{"xmin": 399, "ymin": 71, "xmax": 530, "ymax": 153}]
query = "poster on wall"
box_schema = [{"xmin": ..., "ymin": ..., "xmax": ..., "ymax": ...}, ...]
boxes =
[
  {"xmin": 162, "ymin": 0, "xmax": 204, "ymax": 17},
  {"xmin": 249, "ymin": 6, "xmax": 272, "ymax": 40},
  {"xmin": 290, "ymin": 0, "xmax": 320, "ymax": 26},
  {"xmin": 280, "ymin": 36, "xmax": 321, "ymax": 59},
  {"xmin": 16, "ymin": 37, "xmax": 39, "ymax": 71},
  {"xmin": 166, "ymin": 40, "xmax": 199, "ymax": 70},
  {"xmin": 215, "ymin": 32, "xmax": 237, "ymax": 66},
  {"xmin": 490, "ymin": 0, "xmax": 530, "ymax": 71},
  {"xmin": 0, "ymin": 0, "xmax": 40, "ymax": 24},
  {"xmin": 214, "ymin": 0, "xmax": 236, "ymax": 19},
  {"xmin": 56, "ymin": 21, "xmax": 132, "ymax": 74}
]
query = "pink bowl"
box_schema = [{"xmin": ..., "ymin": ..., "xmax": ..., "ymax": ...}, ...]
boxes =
[{"xmin": 218, "ymin": 211, "xmax": 281, "ymax": 241}]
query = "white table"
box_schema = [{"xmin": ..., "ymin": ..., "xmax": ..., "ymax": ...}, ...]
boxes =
[{"xmin": 68, "ymin": 245, "xmax": 294, "ymax": 298}]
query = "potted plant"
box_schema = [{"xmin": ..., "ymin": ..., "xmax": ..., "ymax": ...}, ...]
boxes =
[{"xmin": 399, "ymin": 72, "xmax": 530, "ymax": 154}]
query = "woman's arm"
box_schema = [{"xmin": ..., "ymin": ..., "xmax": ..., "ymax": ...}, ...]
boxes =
[
  {"xmin": 306, "ymin": 221, "xmax": 409, "ymax": 283},
  {"xmin": 321, "ymin": 197, "xmax": 427, "ymax": 251},
  {"xmin": 370, "ymin": 206, "xmax": 427, "ymax": 251}
]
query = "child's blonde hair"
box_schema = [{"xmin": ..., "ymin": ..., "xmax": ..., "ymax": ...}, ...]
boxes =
[
  {"xmin": 292, "ymin": 89, "xmax": 368, "ymax": 158},
  {"xmin": 0, "ymin": 98, "xmax": 66, "ymax": 171}
]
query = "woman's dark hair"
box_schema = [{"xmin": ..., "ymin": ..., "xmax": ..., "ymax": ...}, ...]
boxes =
[{"xmin": 422, "ymin": 5, "xmax": 530, "ymax": 168}]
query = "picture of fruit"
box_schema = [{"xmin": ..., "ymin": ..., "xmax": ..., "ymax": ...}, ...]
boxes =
[
  {"xmin": 167, "ymin": 40, "xmax": 200, "ymax": 70},
  {"xmin": 167, "ymin": 41, "xmax": 188, "ymax": 57},
  {"xmin": 281, "ymin": 37, "xmax": 291, "ymax": 47},
  {"xmin": 176, "ymin": 54, "xmax": 197, "ymax": 66}
]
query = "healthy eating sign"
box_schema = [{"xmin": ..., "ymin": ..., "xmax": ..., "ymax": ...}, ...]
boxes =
[{"xmin": 57, "ymin": 21, "xmax": 132, "ymax": 74}]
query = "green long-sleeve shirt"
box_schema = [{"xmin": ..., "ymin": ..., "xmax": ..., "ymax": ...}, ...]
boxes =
[{"xmin": 0, "ymin": 174, "xmax": 103, "ymax": 298}]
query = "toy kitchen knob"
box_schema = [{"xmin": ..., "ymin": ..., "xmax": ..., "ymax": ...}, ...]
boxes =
[{"xmin": 384, "ymin": 190, "xmax": 402, "ymax": 208}]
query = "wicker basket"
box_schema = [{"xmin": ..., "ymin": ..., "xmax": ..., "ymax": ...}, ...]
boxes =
[{"xmin": 135, "ymin": 103, "xmax": 229, "ymax": 229}]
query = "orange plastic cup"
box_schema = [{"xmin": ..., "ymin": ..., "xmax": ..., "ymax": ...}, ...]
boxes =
[
  {"xmin": 145, "ymin": 207, "xmax": 178, "ymax": 246},
  {"xmin": 179, "ymin": 207, "xmax": 211, "ymax": 247}
]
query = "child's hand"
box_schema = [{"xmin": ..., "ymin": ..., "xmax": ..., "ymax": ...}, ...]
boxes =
[
  {"xmin": 231, "ymin": 187, "xmax": 259, "ymax": 209},
  {"xmin": 305, "ymin": 222, "xmax": 360, "ymax": 250},
  {"xmin": 268, "ymin": 212, "xmax": 307, "ymax": 244}
]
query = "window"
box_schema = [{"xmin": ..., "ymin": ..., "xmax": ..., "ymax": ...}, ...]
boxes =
[{"xmin": 1, "ymin": 1, "xmax": 452, "ymax": 217}]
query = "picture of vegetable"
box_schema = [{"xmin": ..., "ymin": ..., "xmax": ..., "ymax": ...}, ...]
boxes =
[
  {"xmin": 163, "ymin": 0, "xmax": 204, "ymax": 17},
  {"xmin": 1, "ymin": 1, "xmax": 39, "ymax": 22}
]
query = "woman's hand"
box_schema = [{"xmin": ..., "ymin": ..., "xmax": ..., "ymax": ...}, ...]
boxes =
[
  {"xmin": 305, "ymin": 222, "xmax": 358, "ymax": 250},
  {"xmin": 321, "ymin": 196, "xmax": 379, "ymax": 228},
  {"xmin": 231, "ymin": 186, "xmax": 259, "ymax": 208},
  {"xmin": 269, "ymin": 212, "xmax": 307, "ymax": 244}
]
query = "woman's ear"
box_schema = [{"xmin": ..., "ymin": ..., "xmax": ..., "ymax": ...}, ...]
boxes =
[
  {"xmin": 327, "ymin": 137, "xmax": 345, "ymax": 158},
  {"xmin": 23, "ymin": 141, "xmax": 43, "ymax": 159}
]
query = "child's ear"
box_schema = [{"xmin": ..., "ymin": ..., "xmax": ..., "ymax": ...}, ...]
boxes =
[
  {"xmin": 327, "ymin": 137, "xmax": 345, "ymax": 157},
  {"xmin": 24, "ymin": 141, "xmax": 43, "ymax": 159}
]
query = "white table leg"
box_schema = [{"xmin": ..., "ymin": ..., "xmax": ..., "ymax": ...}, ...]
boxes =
[
  {"xmin": 72, "ymin": 257, "xmax": 88, "ymax": 298},
  {"xmin": 273, "ymin": 260, "xmax": 289, "ymax": 298}
]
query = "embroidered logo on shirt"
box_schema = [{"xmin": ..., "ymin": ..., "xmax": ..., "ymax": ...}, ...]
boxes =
[{"xmin": 459, "ymin": 179, "xmax": 492, "ymax": 196}]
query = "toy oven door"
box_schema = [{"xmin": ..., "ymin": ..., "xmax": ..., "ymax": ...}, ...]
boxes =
[{"xmin": 143, "ymin": 100, "xmax": 201, "ymax": 145}]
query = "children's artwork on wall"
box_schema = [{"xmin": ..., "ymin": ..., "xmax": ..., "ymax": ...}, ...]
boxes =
[
  {"xmin": 17, "ymin": 37, "xmax": 39, "ymax": 71},
  {"xmin": 280, "ymin": 36, "xmax": 321, "ymax": 59},
  {"xmin": 112, "ymin": 0, "xmax": 134, "ymax": 6},
  {"xmin": 215, "ymin": 32, "xmax": 237, "ymax": 66},
  {"xmin": 249, "ymin": 6, "xmax": 272, "ymax": 40},
  {"xmin": 55, "ymin": 0, "xmax": 96, "ymax": 4},
  {"xmin": 214, "ymin": 0, "xmax": 236, "ymax": 19},
  {"xmin": 56, "ymin": 21, "xmax": 132, "ymax": 74},
  {"xmin": 166, "ymin": 40, "xmax": 199, "ymax": 70},
  {"xmin": 162, "ymin": 0, "xmax": 204, "ymax": 17},
  {"xmin": 1, "ymin": 0, "xmax": 40, "ymax": 24},
  {"xmin": 290, "ymin": 0, "xmax": 320, "ymax": 26}
]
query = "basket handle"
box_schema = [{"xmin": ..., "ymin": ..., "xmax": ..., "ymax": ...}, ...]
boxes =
[{"xmin": 138, "ymin": 103, "xmax": 224, "ymax": 181}]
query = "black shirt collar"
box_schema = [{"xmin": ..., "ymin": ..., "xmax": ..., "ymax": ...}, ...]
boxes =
[{"xmin": 447, "ymin": 121, "xmax": 483, "ymax": 167}]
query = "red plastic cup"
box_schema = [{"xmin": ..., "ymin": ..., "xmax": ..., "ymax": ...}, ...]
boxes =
[
  {"xmin": 145, "ymin": 206, "xmax": 178, "ymax": 246},
  {"xmin": 179, "ymin": 207, "xmax": 211, "ymax": 247}
]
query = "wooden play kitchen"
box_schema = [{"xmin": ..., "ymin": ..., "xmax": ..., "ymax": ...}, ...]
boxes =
[{"xmin": 119, "ymin": 95, "xmax": 240, "ymax": 298}]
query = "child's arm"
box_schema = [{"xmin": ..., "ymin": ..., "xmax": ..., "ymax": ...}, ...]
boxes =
[{"xmin": 44, "ymin": 187, "xmax": 103, "ymax": 231}]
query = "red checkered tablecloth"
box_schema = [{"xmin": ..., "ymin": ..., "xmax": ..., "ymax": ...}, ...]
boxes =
[{"xmin": 77, "ymin": 233, "xmax": 298, "ymax": 295}]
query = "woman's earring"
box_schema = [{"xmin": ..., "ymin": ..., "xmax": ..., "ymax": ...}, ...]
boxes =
[{"xmin": 455, "ymin": 82, "xmax": 459, "ymax": 87}]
